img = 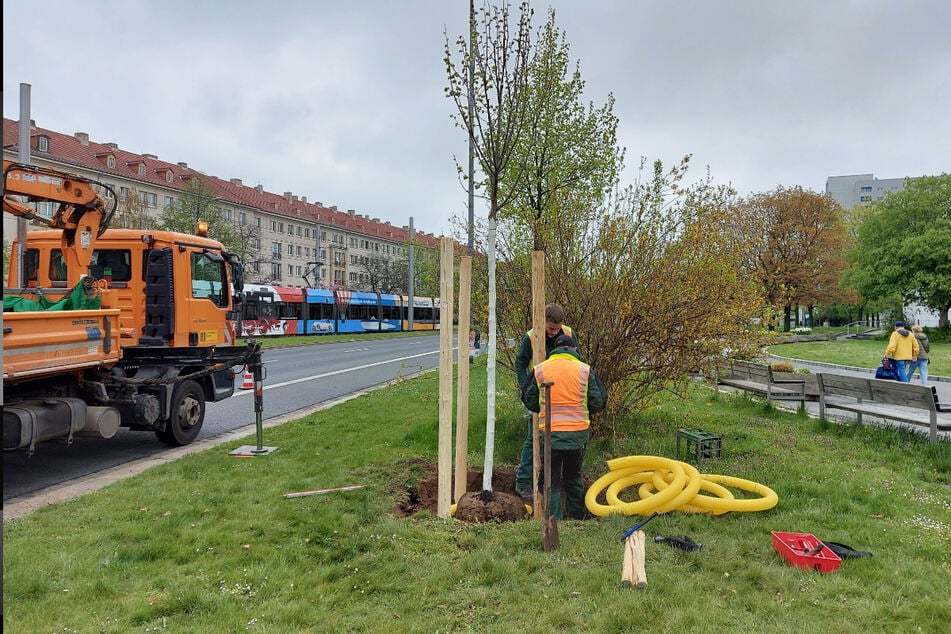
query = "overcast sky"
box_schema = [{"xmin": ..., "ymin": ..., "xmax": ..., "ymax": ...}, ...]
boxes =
[{"xmin": 4, "ymin": 0, "xmax": 949, "ymax": 237}]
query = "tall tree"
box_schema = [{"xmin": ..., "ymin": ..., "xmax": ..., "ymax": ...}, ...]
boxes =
[
  {"xmin": 846, "ymin": 174, "xmax": 951, "ymax": 327},
  {"xmin": 730, "ymin": 186, "xmax": 847, "ymax": 330},
  {"xmin": 445, "ymin": 0, "xmax": 534, "ymax": 489}
]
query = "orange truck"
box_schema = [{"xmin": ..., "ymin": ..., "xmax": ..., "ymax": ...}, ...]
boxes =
[{"xmin": 3, "ymin": 160, "xmax": 260, "ymax": 453}]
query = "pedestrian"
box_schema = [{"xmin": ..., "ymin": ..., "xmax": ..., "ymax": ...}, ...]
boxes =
[
  {"xmin": 513, "ymin": 303, "xmax": 579, "ymax": 502},
  {"xmin": 908, "ymin": 325, "xmax": 930, "ymax": 385},
  {"xmin": 521, "ymin": 333, "xmax": 606, "ymax": 520},
  {"xmin": 884, "ymin": 321, "xmax": 919, "ymax": 382}
]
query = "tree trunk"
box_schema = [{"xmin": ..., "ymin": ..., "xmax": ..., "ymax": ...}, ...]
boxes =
[{"xmin": 482, "ymin": 215, "xmax": 498, "ymax": 491}]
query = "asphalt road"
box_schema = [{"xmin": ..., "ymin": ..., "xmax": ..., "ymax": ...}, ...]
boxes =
[{"xmin": 3, "ymin": 333, "xmax": 448, "ymax": 511}]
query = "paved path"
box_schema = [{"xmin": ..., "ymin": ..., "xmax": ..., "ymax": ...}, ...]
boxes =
[{"xmin": 765, "ymin": 353, "xmax": 951, "ymax": 442}]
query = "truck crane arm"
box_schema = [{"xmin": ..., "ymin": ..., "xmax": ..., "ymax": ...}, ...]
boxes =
[{"xmin": 4, "ymin": 160, "xmax": 118, "ymax": 280}]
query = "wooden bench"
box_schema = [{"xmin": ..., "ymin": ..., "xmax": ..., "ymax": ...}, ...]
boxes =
[
  {"xmin": 816, "ymin": 373, "xmax": 950, "ymax": 443},
  {"xmin": 716, "ymin": 359, "xmax": 806, "ymax": 407}
]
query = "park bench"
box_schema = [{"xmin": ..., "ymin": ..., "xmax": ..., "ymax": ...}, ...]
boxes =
[
  {"xmin": 816, "ymin": 372, "xmax": 950, "ymax": 443},
  {"xmin": 716, "ymin": 359, "xmax": 806, "ymax": 408}
]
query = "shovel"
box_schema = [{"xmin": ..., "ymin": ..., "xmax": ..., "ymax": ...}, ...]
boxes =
[{"xmin": 541, "ymin": 380, "xmax": 559, "ymax": 551}]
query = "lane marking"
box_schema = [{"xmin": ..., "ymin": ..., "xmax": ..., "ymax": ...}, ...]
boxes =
[{"xmin": 232, "ymin": 348, "xmax": 445, "ymax": 396}]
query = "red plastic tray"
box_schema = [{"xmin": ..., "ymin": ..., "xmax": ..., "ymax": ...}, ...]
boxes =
[{"xmin": 771, "ymin": 531, "xmax": 841, "ymax": 573}]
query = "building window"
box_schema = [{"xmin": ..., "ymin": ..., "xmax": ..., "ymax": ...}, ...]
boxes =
[
  {"xmin": 278, "ymin": 222, "xmax": 284, "ymax": 233},
  {"xmin": 107, "ymin": 156, "xmax": 116, "ymax": 169},
  {"xmin": 288, "ymin": 223, "xmax": 294, "ymax": 235},
  {"xmin": 239, "ymin": 211, "xmax": 246, "ymax": 225},
  {"xmin": 296, "ymin": 227, "xmax": 302, "ymax": 237},
  {"xmin": 166, "ymin": 171, "xmax": 174, "ymax": 183},
  {"xmin": 37, "ymin": 135, "xmax": 49, "ymax": 152},
  {"xmin": 270, "ymin": 220, "xmax": 277, "ymax": 232},
  {"xmin": 119, "ymin": 186, "xmax": 129, "ymax": 201},
  {"xmin": 138, "ymin": 164, "xmax": 146, "ymax": 177},
  {"xmin": 296, "ymin": 245, "xmax": 302, "ymax": 257},
  {"xmin": 256, "ymin": 217, "xmax": 262, "ymax": 228},
  {"xmin": 164, "ymin": 195, "xmax": 174, "ymax": 208},
  {"xmin": 271, "ymin": 263, "xmax": 282, "ymax": 280}
]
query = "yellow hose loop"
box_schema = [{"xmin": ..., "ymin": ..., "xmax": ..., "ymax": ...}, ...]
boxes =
[
  {"xmin": 641, "ymin": 469, "xmax": 735, "ymax": 515},
  {"xmin": 697, "ymin": 474, "xmax": 778, "ymax": 512},
  {"xmin": 605, "ymin": 456, "xmax": 693, "ymax": 515},
  {"xmin": 585, "ymin": 455, "xmax": 779, "ymax": 517}
]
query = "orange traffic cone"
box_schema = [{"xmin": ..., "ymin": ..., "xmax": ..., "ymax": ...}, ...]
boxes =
[{"xmin": 240, "ymin": 366, "xmax": 254, "ymax": 390}]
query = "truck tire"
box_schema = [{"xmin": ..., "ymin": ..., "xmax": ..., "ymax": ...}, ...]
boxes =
[{"xmin": 156, "ymin": 379, "xmax": 205, "ymax": 446}]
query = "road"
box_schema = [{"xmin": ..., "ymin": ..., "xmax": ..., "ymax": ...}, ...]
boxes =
[{"xmin": 3, "ymin": 333, "xmax": 448, "ymax": 505}]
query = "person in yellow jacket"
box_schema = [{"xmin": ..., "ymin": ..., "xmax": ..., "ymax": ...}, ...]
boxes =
[
  {"xmin": 521, "ymin": 334, "xmax": 607, "ymax": 520},
  {"xmin": 884, "ymin": 321, "xmax": 919, "ymax": 382}
]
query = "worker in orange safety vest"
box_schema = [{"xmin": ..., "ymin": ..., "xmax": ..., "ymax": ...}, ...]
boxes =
[{"xmin": 521, "ymin": 333, "xmax": 607, "ymax": 520}]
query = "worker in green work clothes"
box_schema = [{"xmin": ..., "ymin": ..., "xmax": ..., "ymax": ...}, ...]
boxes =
[
  {"xmin": 513, "ymin": 303, "xmax": 579, "ymax": 502},
  {"xmin": 521, "ymin": 334, "xmax": 607, "ymax": 520}
]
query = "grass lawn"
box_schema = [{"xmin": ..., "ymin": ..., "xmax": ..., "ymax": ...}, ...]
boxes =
[
  {"xmin": 3, "ymin": 356, "xmax": 949, "ymax": 633},
  {"xmin": 768, "ymin": 338, "xmax": 950, "ymax": 378}
]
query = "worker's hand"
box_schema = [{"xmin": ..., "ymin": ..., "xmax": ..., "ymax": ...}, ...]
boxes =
[{"xmin": 913, "ymin": 356, "xmax": 918, "ymax": 362}]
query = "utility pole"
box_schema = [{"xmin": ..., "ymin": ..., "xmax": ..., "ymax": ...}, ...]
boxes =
[
  {"xmin": 408, "ymin": 216, "xmax": 415, "ymax": 330},
  {"xmin": 16, "ymin": 83, "xmax": 32, "ymax": 288}
]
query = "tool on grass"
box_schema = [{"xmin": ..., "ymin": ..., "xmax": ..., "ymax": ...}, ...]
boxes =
[
  {"xmin": 654, "ymin": 535, "xmax": 703, "ymax": 552},
  {"xmin": 620, "ymin": 511, "xmax": 659, "ymax": 542},
  {"xmin": 541, "ymin": 380, "xmax": 559, "ymax": 552}
]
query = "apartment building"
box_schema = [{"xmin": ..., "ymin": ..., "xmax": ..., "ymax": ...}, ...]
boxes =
[
  {"xmin": 825, "ymin": 173, "xmax": 908, "ymax": 209},
  {"xmin": 2, "ymin": 118, "xmax": 438, "ymax": 290}
]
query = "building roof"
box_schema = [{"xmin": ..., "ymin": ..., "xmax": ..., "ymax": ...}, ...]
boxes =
[{"xmin": 3, "ymin": 118, "xmax": 438, "ymax": 248}]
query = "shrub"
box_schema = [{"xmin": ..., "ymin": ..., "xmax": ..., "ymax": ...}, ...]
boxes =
[{"xmin": 770, "ymin": 360, "xmax": 794, "ymax": 372}]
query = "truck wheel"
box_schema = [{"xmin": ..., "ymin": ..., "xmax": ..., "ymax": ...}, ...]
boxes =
[{"xmin": 156, "ymin": 379, "xmax": 205, "ymax": 446}]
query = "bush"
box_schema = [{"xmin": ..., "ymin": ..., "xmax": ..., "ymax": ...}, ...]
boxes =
[{"xmin": 770, "ymin": 360, "xmax": 794, "ymax": 372}]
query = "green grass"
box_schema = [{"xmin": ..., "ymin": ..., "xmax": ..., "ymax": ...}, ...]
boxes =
[
  {"xmin": 4, "ymin": 358, "xmax": 950, "ymax": 633},
  {"xmin": 768, "ymin": 339, "xmax": 950, "ymax": 377}
]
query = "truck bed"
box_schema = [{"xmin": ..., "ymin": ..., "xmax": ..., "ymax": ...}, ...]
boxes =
[{"xmin": 2, "ymin": 308, "xmax": 121, "ymax": 380}]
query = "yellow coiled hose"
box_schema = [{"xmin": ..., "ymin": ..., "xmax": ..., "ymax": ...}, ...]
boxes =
[{"xmin": 585, "ymin": 455, "xmax": 778, "ymax": 517}]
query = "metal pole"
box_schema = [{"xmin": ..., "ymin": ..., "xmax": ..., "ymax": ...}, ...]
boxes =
[
  {"xmin": 408, "ymin": 216, "xmax": 415, "ymax": 330},
  {"xmin": 16, "ymin": 83, "xmax": 32, "ymax": 288},
  {"xmin": 467, "ymin": 0, "xmax": 476, "ymax": 256}
]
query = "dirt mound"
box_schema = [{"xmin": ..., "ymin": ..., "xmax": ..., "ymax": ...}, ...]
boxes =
[{"xmin": 392, "ymin": 459, "xmax": 527, "ymax": 522}]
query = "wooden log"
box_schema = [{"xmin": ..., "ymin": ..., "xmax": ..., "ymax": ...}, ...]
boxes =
[{"xmin": 621, "ymin": 530, "xmax": 648, "ymax": 587}]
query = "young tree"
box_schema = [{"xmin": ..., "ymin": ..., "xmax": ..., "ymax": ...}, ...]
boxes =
[
  {"xmin": 846, "ymin": 174, "xmax": 951, "ymax": 327},
  {"xmin": 107, "ymin": 186, "xmax": 153, "ymax": 230},
  {"xmin": 500, "ymin": 8, "xmax": 622, "ymax": 253},
  {"xmin": 445, "ymin": 0, "xmax": 534, "ymax": 488},
  {"xmin": 157, "ymin": 175, "xmax": 238, "ymax": 250}
]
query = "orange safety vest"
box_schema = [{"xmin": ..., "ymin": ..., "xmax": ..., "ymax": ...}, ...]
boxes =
[
  {"xmin": 526, "ymin": 325, "xmax": 573, "ymax": 374},
  {"xmin": 533, "ymin": 353, "xmax": 591, "ymax": 432}
]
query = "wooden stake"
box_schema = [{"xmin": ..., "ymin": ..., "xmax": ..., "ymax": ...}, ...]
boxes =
[
  {"xmin": 437, "ymin": 236, "xmax": 455, "ymax": 518},
  {"xmin": 622, "ymin": 530, "xmax": 648, "ymax": 587},
  {"xmin": 283, "ymin": 485, "xmax": 365, "ymax": 499},
  {"xmin": 454, "ymin": 256, "xmax": 472, "ymax": 502},
  {"xmin": 531, "ymin": 251, "xmax": 545, "ymax": 517}
]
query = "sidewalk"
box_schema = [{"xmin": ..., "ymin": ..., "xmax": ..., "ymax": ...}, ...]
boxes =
[{"xmin": 765, "ymin": 354, "xmax": 951, "ymax": 442}]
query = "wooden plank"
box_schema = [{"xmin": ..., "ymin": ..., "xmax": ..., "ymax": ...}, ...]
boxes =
[
  {"xmin": 454, "ymin": 256, "xmax": 472, "ymax": 503},
  {"xmin": 531, "ymin": 251, "xmax": 546, "ymax": 519},
  {"xmin": 437, "ymin": 236, "xmax": 454, "ymax": 518}
]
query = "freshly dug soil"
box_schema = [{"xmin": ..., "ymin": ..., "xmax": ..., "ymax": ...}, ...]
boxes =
[{"xmin": 392, "ymin": 459, "xmax": 528, "ymax": 522}]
